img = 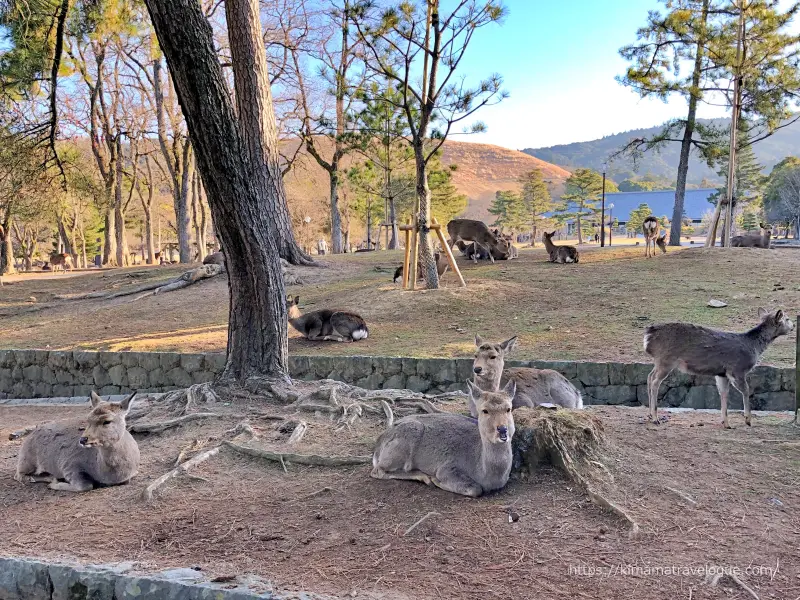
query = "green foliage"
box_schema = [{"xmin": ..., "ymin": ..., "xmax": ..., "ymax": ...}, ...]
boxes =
[
  {"xmin": 428, "ymin": 161, "xmax": 468, "ymax": 224},
  {"xmin": 740, "ymin": 211, "xmax": 759, "ymax": 231},
  {"xmin": 709, "ymin": 120, "xmax": 765, "ymax": 208},
  {"xmin": 518, "ymin": 169, "xmax": 555, "ymax": 243},
  {"xmin": 626, "ymin": 203, "xmax": 654, "ymax": 235},
  {"xmin": 559, "ymin": 168, "xmax": 618, "ymax": 243},
  {"xmin": 763, "ymin": 155, "xmax": 800, "ymax": 221},
  {"xmin": 618, "ymin": 175, "xmax": 676, "ymax": 192},
  {"xmin": 488, "ymin": 190, "xmax": 525, "ymax": 232}
]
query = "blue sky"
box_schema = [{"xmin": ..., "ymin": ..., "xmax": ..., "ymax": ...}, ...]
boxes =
[{"xmin": 457, "ymin": 0, "xmax": 731, "ymax": 150}]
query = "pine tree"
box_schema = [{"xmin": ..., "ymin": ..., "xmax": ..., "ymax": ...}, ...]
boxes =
[
  {"xmin": 560, "ymin": 168, "xmax": 618, "ymax": 244},
  {"xmin": 626, "ymin": 203, "xmax": 653, "ymax": 236},
  {"xmin": 518, "ymin": 169, "xmax": 554, "ymax": 246},
  {"xmin": 488, "ymin": 190, "xmax": 525, "ymax": 233},
  {"xmin": 709, "ymin": 119, "xmax": 765, "ymax": 216}
]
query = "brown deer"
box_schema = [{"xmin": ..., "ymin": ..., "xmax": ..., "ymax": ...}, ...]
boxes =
[
  {"xmin": 542, "ymin": 231, "xmax": 579, "ymax": 263},
  {"xmin": 644, "ymin": 308, "xmax": 794, "ymax": 427},
  {"xmin": 48, "ymin": 252, "xmax": 74, "ymax": 272},
  {"xmin": 371, "ymin": 380, "xmax": 516, "ymax": 497},
  {"xmin": 393, "ymin": 251, "xmax": 449, "ymax": 283},
  {"xmin": 731, "ymin": 222, "xmax": 772, "ymax": 248},
  {"xmin": 203, "ymin": 251, "xmax": 226, "ymax": 266},
  {"xmin": 447, "ymin": 219, "xmax": 511, "ymax": 263},
  {"xmin": 471, "ymin": 335, "xmax": 582, "ymax": 415},
  {"xmin": 642, "ymin": 216, "xmax": 667, "ymax": 257},
  {"xmin": 286, "ymin": 295, "xmax": 369, "ymax": 342},
  {"xmin": 15, "ymin": 392, "xmax": 140, "ymax": 492}
]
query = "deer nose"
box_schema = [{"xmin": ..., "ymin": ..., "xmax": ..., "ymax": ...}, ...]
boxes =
[
  {"xmin": 473, "ymin": 366, "xmax": 482, "ymax": 374},
  {"xmin": 79, "ymin": 437, "xmax": 89, "ymax": 446},
  {"xmin": 497, "ymin": 426, "xmax": 508, "ymax": 441}
]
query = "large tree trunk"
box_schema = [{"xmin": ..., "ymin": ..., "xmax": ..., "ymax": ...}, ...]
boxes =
[
  {"xmin": 413, "ymin": 140, "xmax": 438, "ymax": 288},
  {"xmin": 388, "ymin": 194, "xmax": 398, "ymax": 250},
  {"xmin": 143, "ymin": 205, "xmax": 155, "ymax": 264},
  {"xmin": 176, "ymin": 140, "xmax": 194, "ymax": 263},
  {"xmin": 191, "ymin": 169, "xmax": 207, "ymax": 261},
  {"xmin": 224, "ymin": 0, "xmax": 312, "ymax": 265},
  {"xmin": 672, "ymin": 0, "xmax": 709, "ymax": 246},
  {"xmin": 144, "ymin": 0, "xmax": 289, "ymax": 380},
  {"xmin": 114, "ymin": 139, "xmax": 129, "ymax": 267},
  {"xmin": 103, "ymin": 205, "xmax": 117, "ymax": 266},
  {"xmin": 0, "ymin": 216, "xmax": 16, "ymax": 275},
  {"xmin": 329, "ymin": 169, "xmax": 344, "ymax": 254}
]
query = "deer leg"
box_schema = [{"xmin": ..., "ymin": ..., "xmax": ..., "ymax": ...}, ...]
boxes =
[
  {"xmin": 729, "ymin": 373, "xmax": 752, "ymax": 426},
  {"xmin": 647, "ymin": 365, "xmax": 671, "ymax": 423},
  {"xmin": 432, "ymin": 465, "xmax": 483, "ymax": 498},
  {"xmin": 372, "ymin": 469, "xmax": 433, "ymax": 487},
  {"xmin": 49, "ymin": 473, "xmax": 94, "ymax": 493},
  {"xmin": 715, "ymin": 376, "xmax": 732, "ymax": 429}
]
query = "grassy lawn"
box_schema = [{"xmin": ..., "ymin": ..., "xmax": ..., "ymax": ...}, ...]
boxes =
[{"xmin": 1, "ymin": 243, "xmax": 798, "ymax": 366}]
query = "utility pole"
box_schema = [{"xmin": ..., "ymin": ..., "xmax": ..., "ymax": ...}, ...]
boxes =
[{"xmin": 600, "ymin": 162, "xmax": 607, "ymax": 247}]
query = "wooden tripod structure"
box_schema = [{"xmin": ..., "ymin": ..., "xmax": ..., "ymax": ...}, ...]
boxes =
[{"xmin": 400, "ymin": 216, "xmax": 465, "ymax": 290}]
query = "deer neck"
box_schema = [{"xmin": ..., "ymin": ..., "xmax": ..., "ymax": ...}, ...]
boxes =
[
  {"xmin": 95, "ymin": 432, "xmax": 139, "ymax": 476},
  {"xmin": 473, "ymin": 370, "xmax": 502, "ymax": 392},
  {"xmin": 543, "ymin": 238, "xmax": 554, "ymax": 252},
  {"xmin": 744, "ymin": 321, "xmax": 778, "ymax": 355},
  {"xmin": 287, "ymin": 305, "xmax": 302, "ymax": 320},
  {"xmin": 478, "ymin": 431, "xmax": 513, "ymax": 483}
]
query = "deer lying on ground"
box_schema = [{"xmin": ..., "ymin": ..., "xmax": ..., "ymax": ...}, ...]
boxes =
[
  {"xmin": 731, "ymin": 222, "xmax": 772, "ymax": 248},
  {"xmin": 48, "ymin": 252, "xmax": 73, "ymax": 272},
  {"xmin": 393, "ymin": 251, "xmax": 449, "ymax": 284},
  {"xmin": 286, "ymin": 295, "xmax": 368, "ymax": 342},
  {"xmin": 15, "ymin": 392, "xmax": 140, "ymax": 492},
  {"xmin": 371, "ymin": 380, "xmax": 516, "ymax": 497},
  {"xmin": 542, "ymin": 231, "xmax": 579, "ymax": 263},
  {"xmin": 471, "ymin": 335, "xmax": 582, "ymax": 415},
  {"xmin": 644, "ymin": 308, "xmax": 793, "ymax": 427},
  {"xmin": 447, "ymin": 219, "xmax": 511, "ymax": 264},
  {"xmin": 642, "ymin": 216, "xmax": 667, "ymax": 257},
  {"xmin": 203, "ymin": 251, "xmax": 225, "ymax": 266}
]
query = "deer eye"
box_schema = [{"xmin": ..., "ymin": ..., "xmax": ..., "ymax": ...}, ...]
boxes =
[
  {"xmin": 506, "ymin": 408, "xmax": 511, "ymax": 413},
  {"xmin": 489, "ymin": 356, "xmax": 496, "ymax": 360},
  {"xmin": 103, "ymin": 421, "xmax": 113, "ymax": 426},
  {"xmin": 482, "ymin": 409, "xmax": 489, "ymax": 415}
]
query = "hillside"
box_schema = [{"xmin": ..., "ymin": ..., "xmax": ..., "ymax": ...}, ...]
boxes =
[
  {"xmin": 283, "ymin": 138, "xmax": 570, "ymax": 223},
  {"xmin": 523, "ymin": 117, "xmax": 800, "ymax": 185}
]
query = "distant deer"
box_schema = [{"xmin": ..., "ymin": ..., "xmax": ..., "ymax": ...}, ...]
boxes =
[
  {"xmin": 542, "ymin": 231, "xmax": 579, "ymax": 263},
  {"xmin": 393, "ymin": 251, "xmax": 449, "ymax": 284},
  {"xmin": 371, "ymin": 379, "xmax": 516, "ymax": 497},
  {"xmin": 471, "ymin": 335, "xmax": 582, "ymax": 415},
  {"xmin": 447, "ymin": 219, "xmax": 511, "ymax": 264},
  {"xmin": 642, "ymin": 216, "xmax": 667, "ymax": 257},
  {"xmin": 203, "ymin": 251, "xmax": 226, "ymax": 267},
  {"xmin": 15, "ymin": 392, "xmax": 140, "ymax": 492},
  {"xmin": 731, "ymin": 222, "xmax": 772, "ymax": 248},
  {"xmin": 286, "ymin": 295, "xmax": 368, "ymax": 342},
  {"xmin": 48, "ymin": 252, "xmax": 73, "ymax": 272},
  {"xmin": 644, "ymin": 308, "xmax": 794, "ymax": 427}
]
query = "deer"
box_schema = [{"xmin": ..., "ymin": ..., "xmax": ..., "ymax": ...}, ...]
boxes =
[
  {"xmin": 731, "ymin": 222, "xmax": 772, "ymax": 248},
  {"xmin": 203, "ymin": 251, "xmax": 226, "ymax": 266},
  {"xmin": 393, "ymin": 251, "xmax": 449, "ymax": 284},
  {"xmin": 644, "ymin": 308, "xmax": 794, "ymax": 428},
  {"xmin": 286, "ymin": 295, "xmax": 368, "ymax": 342},
  {"xmin": 642, "ymin": 216, "xmax": 667, "ymax": 257},
  {"xmin": 542, "ymin": 231, "xmax": 579, "ymax": 264},
  {"xmin": 48, "ymin": 252, "xmax": 73, "ymax": 272},
  {"xmin": 15, "ymin": 392, "xmax": 140, "ymax": 493},
  {"xmin": 447, "ymin": 219, "xmax": 511, "ymax": 264},
  {"xmin": 471, "ymin": 335, "xmax": 582, "ymax": 415},
  {"xmin": 371, "ymin": 379, "xmax": 516, "ymax": 497}
]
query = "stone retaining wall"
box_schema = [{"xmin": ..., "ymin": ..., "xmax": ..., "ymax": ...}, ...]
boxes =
[{"xmin": 0, "ymin": 349, "xmax": 795, "ymax": 411}]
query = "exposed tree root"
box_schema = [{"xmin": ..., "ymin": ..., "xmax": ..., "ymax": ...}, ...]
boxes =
[
  {"xmin": 130, "ymin": 264, "xmax": 226, "ymax": 301},
  {"xmin": 128, "ymin": 412, "xmax": 225, "ymax": 433},
  {"xmin": 707, "ymin": 569, "xmax": 760, "ymax": 600},
  {"xmin": 142, "ymin": 446, "xmax": 221, "ymax": 502},
  {"xmin": 403, "ymin": 511, "xmax": 440, "ymax": 537},
  {"xmin": 287, "ymin": 421, "xmax": 308, "ymax": 445},
  {"xmin": 223, "ymin": 441, "xmax": 371, "ymax": 467}
]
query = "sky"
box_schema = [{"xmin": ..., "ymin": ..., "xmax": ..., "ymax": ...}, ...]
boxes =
[{"xmin": 457, "ymin": 0, "xmax": 732, "ymax": 151}]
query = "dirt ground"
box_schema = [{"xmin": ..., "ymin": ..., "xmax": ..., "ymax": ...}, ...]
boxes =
[
  {"xmin": 2, "ymin": 400, "xmax": 799, "ymax": 600},
  {"xmin": 1, "ymin": 244, "xmax": 799, "ymax": 366}
]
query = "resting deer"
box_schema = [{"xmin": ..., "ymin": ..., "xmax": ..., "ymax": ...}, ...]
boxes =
[
  {"xmin": 642, "ymin": 216, "xmax": 667, "ymax": 257},
  {"xmin": 471, "ymin": 335, "xmax": 582, "ymax": 415},
  {"xmin": 731, "ymin": 222, "xmax": 772, "ymax": 248},
  {"xmin": 371, "ymin": 380, "xmax": 516, "ymax": 497},
  {"xmin": 15, "ymin": 392, "xmax": 140, "ymax": 492},
  {"xmin": 644, "ymin": 308, "xmax": 793, "ymax": 427},
  {"xmin": 447, "ymin": 219, "xmax": 511, "ymax": 264},
  {"xmin": 393, "ymin": 251, "xmax": 449, "ymax": 284},
  {"xmin": 286, "ymin": 295, "xmax": 368, "ymax": 342},
  {"xmin": 542, "ymin": 231, "xmax": 579, "ymax": 263}
]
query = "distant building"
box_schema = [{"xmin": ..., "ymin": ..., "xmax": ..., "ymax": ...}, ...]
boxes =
[{"xmin": 562, "ymin": 188, "xmax": 716, "ymax": 235}]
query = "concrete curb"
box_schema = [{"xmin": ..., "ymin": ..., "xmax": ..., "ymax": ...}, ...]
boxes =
[
  {"xmin": 0, "ymin": 556, "xmax": 332, "ymax": 600},
  {"xmin": 0, "ymin": 393, "xmax": 165, "ymax": 406}
]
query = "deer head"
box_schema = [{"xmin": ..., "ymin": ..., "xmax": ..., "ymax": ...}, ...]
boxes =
[
  {"xmin": 473, "ymin": 335, "xmax": 518, "ymax": 388},
  {"xmin": 656, "ymin": 234, "xmax": 667, "ymax": 253},
  {"xmin": 80, "ymin": 392, "xmax": 134, "ymax": 448}
]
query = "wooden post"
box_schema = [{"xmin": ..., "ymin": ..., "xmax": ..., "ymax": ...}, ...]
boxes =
[
  {"xmin": 402, "ymin": 219, "xmax": 412, "ymax": 289},
  {"xmin": 432, "ymin": 217, "xmax": 465, "ymax": 287},
  {"xmin": 795, "ymin": 313, "xmax": 799, "ymax": 425},
  {"xmin": 408, "ymin": 215, "xmax": 419, "ymax": 290}
]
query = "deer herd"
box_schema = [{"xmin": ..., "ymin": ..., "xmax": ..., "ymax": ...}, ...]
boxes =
[{"xmin": 13, "ymin": 216, "xmax": 793, "ymax": 501}]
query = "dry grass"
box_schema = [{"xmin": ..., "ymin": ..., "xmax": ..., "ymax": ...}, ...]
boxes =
[{"xmin": 1, "ymin": 244, "xmax": 798, "ymax": 367}]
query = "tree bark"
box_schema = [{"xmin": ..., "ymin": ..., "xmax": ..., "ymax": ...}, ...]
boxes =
[
  {"xmin": 224, "ymin": 0, "xmax": 312, "ymax": 265},
  {"xmin": 114, "ymin": 137, "xmax": 129, "ymax": 267},
  {"xmin": 0, "ymin": 215, "xmax": 16, "ymax": 275},
  {"xmin": 672, "ymin": 0, "xmax": 709, "ymax": 246},
  {"xmin": 144, "ymin": 0, "xmax": 289, "ymax": 380},
  {"xmin": 413, "ymin": 140, "xmax": 438, "ymax": 287},
  {"xmin": 176, "ymin": 139, "xmax": 193, "ymax": 262}
]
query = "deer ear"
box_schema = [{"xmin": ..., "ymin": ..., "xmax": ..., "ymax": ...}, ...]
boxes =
[
  {"xmin": 294, "ymin": 296, "xmax": 300, "ymax": 304},
  {"xmin": 500, "ymin": 336, "xmax": 518, "ymax": 354},
  {"xmin": 466, "ymin": 380, "xmax": 481, "ymax": 402},
  {"xmin": 90, "ymin": 391, "xmax": 102, "ymax": 408},
  {"xmin": 475, "ymin": 334, "xmax": 483, "ymax": 347},
  {"xmin": 119, "ymin": 392, "xmax": 136, "ymax": 414},
  {"xmin": 757, "ymin": 307, "xmax": 768, "ymax": 318},
  {"xmin": 775, "ymin": 309, "xmax": 784, "ymax": 321},
  {"xmin": 502, "ymin": 379, "xmax": 517, "ymax": 400}
]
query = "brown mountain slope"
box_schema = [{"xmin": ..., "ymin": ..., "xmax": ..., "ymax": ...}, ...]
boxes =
[{"xmin": 282, "ymin": 138, "xmax": 570, "ymax": 225}]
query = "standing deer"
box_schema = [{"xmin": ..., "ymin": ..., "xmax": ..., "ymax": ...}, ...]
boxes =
[
  {"xmin": 542, "ymin": 231, "xmax": 579, "ymax": 263},
  {"xmin": 731, "ymin": 223, "xmax": 772, "ymax": 248},
  {"xmin": 286, "ymin": 295, "xmax": 369, "ymax": 342},
  {"xmin": 447, "ymin": 219, "xmax": 511, "ymax": 263},
  {"xmin": 644, "ymin": 309, "xmax": 793, "ymax": 427},
  {"xmin": 471, "ymin": 335, "xmax": 582, "ymax": 415},
  {"xmin": 642, "ymin": 216, "xmax": 667, "ymax": 257},
  {"xmin": 15, "ymin": 392, "xmax": 140, "ymax": 492},
  {"xmin": 371, "ymin": 380, "xmax": 516, "ymax": 497},
  {"xmin": 48, "ymin": 252, "xmax": 74, "ymax": 272}
]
